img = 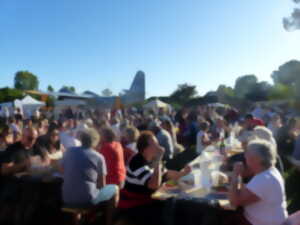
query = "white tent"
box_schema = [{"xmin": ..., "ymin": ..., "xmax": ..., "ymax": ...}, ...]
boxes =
[
  {"xmin": 21, "ymin": 96, "xmax": 45, "ymax": 118},
  {"xmin": 144, "ymin": 99, "xmax": 169, "ymax": 112},
  {"xmin": 208, "ymin": 103, "xmax": 229, "ymax": 108}
]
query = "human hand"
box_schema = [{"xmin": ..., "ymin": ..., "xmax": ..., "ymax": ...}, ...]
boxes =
[
  {"xmin": 181, "ymin": 166, "xmax": 192, "ymax": 176},
  {"xmin": 233, "ymin": 162, "xmax": 244, "ymax": 176}
]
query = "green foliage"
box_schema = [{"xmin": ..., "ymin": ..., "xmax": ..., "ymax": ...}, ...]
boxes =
[
  {"xmin": 170, "ymin": 83, "xmax": 198, "ymax": 105},
  {"xmin": 268, "ymin": 83, "xmax": 295, "ymax": 100},
  {"xmin": 47, "ymin": 85, "xmax": 54, "ymax": 92},
  {"xmin": 14, "ymin": 71, "xmax": 39, "ymax": 90},
  {"xmin": 59, "ymin": 86, "xmax": 76, "ymax": 93},
  {"xmin": 0, "ymin": 87, "xmax": 24, "ymax": 103},
  {"xmin": 46, "ymin": 96, "xmax": 55, "ymax": 107},
  {"xmin": 234, "ymin": 74, "xmax": 258, "ymax": 99},
  {"xmin": 272, "ymin": 60, "xmax": 300, "ymax": 86},
  {"xmin": 245, "ymin": 81, "xmax": 272, "ymax": 102},
  {"xmin": 102, "ymin": 88, "xmax": 113, "ymax": 97}
]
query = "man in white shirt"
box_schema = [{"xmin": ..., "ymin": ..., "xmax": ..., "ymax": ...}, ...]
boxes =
[{"xmin": 228, "ymin": 139, "xmax": 288, "ymax": 225}]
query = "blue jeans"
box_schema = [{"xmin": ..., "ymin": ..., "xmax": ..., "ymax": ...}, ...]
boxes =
[{"xmin": 64, "ymin": 184, "xmax": 118, "ymax": 208}]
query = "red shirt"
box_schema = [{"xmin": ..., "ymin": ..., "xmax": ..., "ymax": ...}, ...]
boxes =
[
  {"xmin": 251, "ymin": 118, "xmax": 265, "ymax": 127},
  {"xmin": 99, "ymin": 141, "xmax": 126, "ymax": 185}
]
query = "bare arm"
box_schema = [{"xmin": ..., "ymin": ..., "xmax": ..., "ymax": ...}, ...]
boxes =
[
  {"xmin": 97, "ymin": 174, "xmax": 106, "ymax": 189},
  {"xmin": 228, "ymin": 163, "xmax": 260, "ymax": 207},
  {"xmin": 166, "ymin": 166, "xmax": 191, "ymax": 181},
  {"xmin": 147, "ymin": 161, "xmax": 163, "ymax": 190},
  {"xmin": 148, "ymin": 143, "xmax": 165, "ymax": 190},
  {"xmin": 1, "ymin": 160, "xmax": 30, "ymax": 176}
]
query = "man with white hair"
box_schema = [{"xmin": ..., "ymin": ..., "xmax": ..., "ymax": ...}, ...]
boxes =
[
  {"xmin": 228, "ymin": 139, "xmax": 288, "ymax": 225},
  {"xmin": 251, "ymin": 126, "xmax": 277, "ymax": 150}
]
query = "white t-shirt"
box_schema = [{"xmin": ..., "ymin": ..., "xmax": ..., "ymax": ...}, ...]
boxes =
[
  {"xmin": 60, "ymin": 131, "xmax": 81, "ymax": 150},
  {"xmin": 245, "ymin": 167, "xmax": 288, "ymax": 225}
]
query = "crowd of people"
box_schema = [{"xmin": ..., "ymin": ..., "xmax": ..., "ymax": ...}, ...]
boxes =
[{"xmin": 0, "ymin": 103, "xmax": 300, "ymax": 225}]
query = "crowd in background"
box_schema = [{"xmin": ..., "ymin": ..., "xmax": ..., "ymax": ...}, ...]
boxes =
[{"xmin": 0, "ymin": 103, "xmax": 300, "ymax": 225}]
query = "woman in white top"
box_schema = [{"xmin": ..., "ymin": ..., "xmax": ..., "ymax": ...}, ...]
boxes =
[
  {"xmin": 229, "ymin": 139, "xmax": 288, "ymax": 225},
  {"xmin": 196, "ymin": 121, "xmax": 211, "ymax": 154}
]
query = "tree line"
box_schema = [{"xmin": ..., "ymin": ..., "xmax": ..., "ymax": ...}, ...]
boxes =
[{"xmin": 1, "ymin": 59, "xmax": 300, "ymax": 106}]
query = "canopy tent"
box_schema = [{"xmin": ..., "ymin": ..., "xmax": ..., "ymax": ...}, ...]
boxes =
[
  {"xmin": 21, "ymin": 95, "xmax": 45, "ymax": 119},
  {"xmin": 208, "ymin": 103, "xmax": 229, "ymax": 108},
  {"xmin": 144, "ymin": 99, "xmax": 170, "ymax": 112}
]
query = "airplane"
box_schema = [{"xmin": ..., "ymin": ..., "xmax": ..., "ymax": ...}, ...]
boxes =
[{"xmin": 83, "ymin": 70, "xmax": 146, "ymax": 107}]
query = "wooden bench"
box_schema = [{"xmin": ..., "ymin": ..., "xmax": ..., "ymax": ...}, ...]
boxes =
[{"xmin": 62, "ymin": 207, "xmax": 93, "ymax": 225}]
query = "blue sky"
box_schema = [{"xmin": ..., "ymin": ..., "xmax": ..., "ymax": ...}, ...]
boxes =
[{"xmin": 0, "ymin": 0, "xmax": 300, "ymax": 97}]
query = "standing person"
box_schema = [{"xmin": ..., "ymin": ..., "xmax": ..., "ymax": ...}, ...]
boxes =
[
  {"xmin": 268, "ymin": 114, "xmax": 282, "ymax": 139},
  {"xmin": 99, "ymin": 127, "xmax": 126, "ymax": 188},
  {"xmin": 61, "ymin": 128, "xmax": 119, "ymax": 225},
  {"xmin": 150, "ymin": 121, "xmax": 174, "ymax": 163},
  {"xmin": 196, "ymin": 122, "xmax": 211, "ymax": 154},
  {"xmin": 228, "ymin": 140, "xmax": 288, "ymax": 225},
  {"xmin": 276, "ymin": 118, "xmax": 298, "ymax": 157},
  {"xmin": 162, "ymin": 119, "xmax": 184, "ymax": 156},
  {"xmin": 14, "ymin": 108, "xmax": 23, "ymax": 121}
]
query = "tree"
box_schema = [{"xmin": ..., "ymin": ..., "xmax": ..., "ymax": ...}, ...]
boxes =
[
  {"xmin": 70, "ymin": 86, "xmax": 76, "ymax": 93},
  {"xmin": 0, "ymin": 87, "xmax": 24, "ymax": 103},
  {"xmin": 234, "ymin": 75, "xmax": 258, "ymax": 99},
  {"xmin": 268, "ymin": 83, "xmax": 295, "ymax": 100},
  {"xmin": 271, "ymin": 60, "xmax": 300, "ymax": 99},
  {"xmin": 47, "ymin": 85, "xmax": 54, "ymax": 92},
  {"xmin": 245, "ymin": 81, "xmax": 272, "ymax": 101},
  {"xmin": 215, "ymin": 85, "xmax": 235, "ymax": 103},
  {"xmin": 59, "ymin": 86, "xmax": 76, "ymax": 93},
  {"xmin": 170, "ymin": 83, "xmax": 198, "ymax": 105},
  {"xmin": 102, "ymin": 88, "xmax": 113, "ymax": 97},
  {"xmin": 14, "ymin": 71, "xmax": 39, "ymax": 90},
  {"xmin": 272, "ymin": 60, "xmax": 300, "ymax": 86}
]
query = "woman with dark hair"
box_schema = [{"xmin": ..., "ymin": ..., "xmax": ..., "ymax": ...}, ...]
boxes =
[{"xmin": 119, "ymin": 131, "xmax": 190, "ymax": 209}]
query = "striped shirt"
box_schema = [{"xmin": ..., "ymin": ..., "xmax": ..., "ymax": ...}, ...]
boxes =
[{"xmin": 124, "ymin": 154, "xmax": 155, "ymax": 194}]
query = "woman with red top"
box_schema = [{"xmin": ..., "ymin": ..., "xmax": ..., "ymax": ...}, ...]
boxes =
[{"xmin": 99, "ymin": 127, "xmax": 126, "ymax": 189}]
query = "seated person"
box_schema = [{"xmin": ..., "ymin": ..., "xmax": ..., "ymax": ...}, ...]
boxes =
[
  {"xmin": 0, "ymin": 127, "xmax": 39, "ymax": 176},
  {"xmin": 61, "ymin": 128, "xmax": 118, "ymax": 225},
  {"xmin": 224, "ymin": 153, "xmax": 253, "ymax": 184},
  {"xmin": 228, "ymin": 139, "xmax": 288, "ymax": 225},
  {"xmin": 98, "ymin": 127, "xmax": 126, "ymax": 188},
  {"xmin": 283, "ymin": 210, "xmax": 300, "ymax": 225},
  {"xmin": 120, "ymin": 131, "xmax": 190, "ymax": 209}
]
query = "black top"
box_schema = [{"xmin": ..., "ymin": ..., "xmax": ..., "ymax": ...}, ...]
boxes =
[
  {"xmin": 124, "ymin": 153, "xmax": 155, "ymax": 195},
  {"xmin": 0, "ymin": 142, "xmax": 33, "ymax": 165}
]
